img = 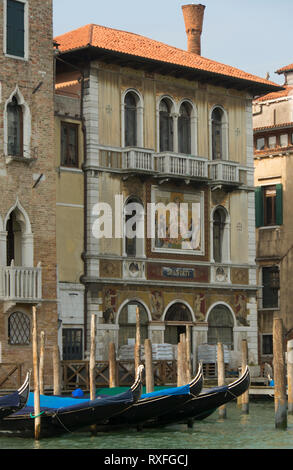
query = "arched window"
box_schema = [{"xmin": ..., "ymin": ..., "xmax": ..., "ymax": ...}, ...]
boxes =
[
  {"xmin": 7, "ymin": 96, "xmax": 23, "ymax": 157},
  {"xmin": 213, "ymin": 207, "xmax": 226, "ymax": 263},
  {"xmin": 8, "ymin": 311, "xmax": 31, "ymax": 345},
  {"xmin": 164, "ymin": 302, "xmax": 193, "ymax": 345},
  {"xmin": 124, "ymin": 197, "xmax": 144, "ymax": 258},
  {"xmin": 208, "ymin": 305, "xmax": 234, "ymax": 348},
  {"xmin": 118, "ymin": 301, "xmax": 149, "ymax": 348},
  {"xmin": 212, "ymin": 107, "xmax": 224, "ymax": 160},
  {"xmin": 125, "ymin": 92, "xmax": 138, "ymax": 147},
  {"xmin": 159, "ymin": 99, "xmax": 173, "ymax": 152},
  {"xmin": 5, "ymin": 202, "xmax": 34, "ymax": 267},
  {"xmin": 178, "ymin": 102, "xmax": 191, "ymax": 154}
]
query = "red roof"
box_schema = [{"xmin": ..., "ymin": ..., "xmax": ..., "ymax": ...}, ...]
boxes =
[
  {"xmin": 55, "ymin": 24, "xmax": 281, "ymax": 89},
  {"xmin": 276, "ymin": 63, "xmax": 293, "ymax": 74},
  {"xmin": 254, "ymin": 85, "xmax": 293, "ymax": 102}
]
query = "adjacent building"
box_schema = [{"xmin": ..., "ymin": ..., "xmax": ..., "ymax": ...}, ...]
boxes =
[
  {"xmin": 54, "ymin": 4, "xmax": 281, "ymax": 371},
  {"xmin": 253, "ymin": 63, "xmax": 293, "ymax": 364},
  {"xmin": 0, "ymin": 0, "xmax": 58, "ymax": 385}
]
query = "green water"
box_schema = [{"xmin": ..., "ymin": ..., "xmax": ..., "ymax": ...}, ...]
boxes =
[{"xmin": 0, "ymin": 401, "xmax": 293, "ymax": 450}]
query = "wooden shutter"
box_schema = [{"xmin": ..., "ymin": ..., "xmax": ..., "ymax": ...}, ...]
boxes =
[
  {"xmin": 276, "ymin": 184, "xmax": 283, "ymax": 225},
  {"xmin": 255, "ymin": 187, "xmax": 264, "ymax": 228},
  {"xmin": 7, "ymin": 0, "xmax": 25, "ymax": 57}
]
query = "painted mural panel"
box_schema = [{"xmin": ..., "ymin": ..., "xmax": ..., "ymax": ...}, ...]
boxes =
[{"xmin": 151, "ymin": 186, "xmax": 205, "ymax": 256}]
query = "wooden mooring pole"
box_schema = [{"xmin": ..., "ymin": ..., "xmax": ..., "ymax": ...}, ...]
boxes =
[
  {"xmin": 287, "ymin": 339, "xmax": 293, "ymax": 415},
  {"xmin": 217, "ymin": 342, "xmax": 226, "ymax": 419},
  {"xmin": 90, "ymin": 314, "xmax": 96, "ymax": 400},
  {"xmin": 145, "ymin": 338, "xmax": 154, "ymax": 393},
  {"xmin": 109, "ymin": 342, "xmax": 117, "ymax": 388},
  {"xmin": 134, "ymin": 306, "xmax": 141, "ymax": 375},
  {"xmin": 180, "ymin": 333, "xmax": 187, "ymax": 385},
  {"xmin": 32, "ymin": 306, "xmax": 41, "ymax": 440},
  {"xmin": 39, "ymin": 331, "xmax": 45, "ymax": 396},
  {"xmin": 177, "ymin": 341, "xmax": 183, "ymax": 387},
  {"xmin": 273, "ymin": 317, "xmax": 287, "ymax": 429},
  {"xmin": 241, "ymin": 339, "xmax": 249, "ymax": 414},
  {"xmin": 53, "ymin": 344, "xmax": 61, "ymax": 396},
  {"xmin": 186, "ymin": 325, "xmax": 192, "ymax": 383}
]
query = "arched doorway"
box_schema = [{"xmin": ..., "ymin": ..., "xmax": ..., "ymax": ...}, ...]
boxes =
[
  {"xmin": 207, "ymin": 304, "xmax": 234, "ymax": 349},
  {"xmin": 118, "ymin": 301, "xmax": 149, "ymax": 348},
  {"xmin": 164, "ymin": 302, "xmax": 193, "ymax": 345}
]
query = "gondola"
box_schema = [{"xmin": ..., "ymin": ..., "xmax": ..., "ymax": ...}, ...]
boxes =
[
  {"xmin": 0, "ymin": 365, "xmax": 144, "ymax": 438},
  {"xmin": 148, "ymin": 365, "xmax": 250, "ymax": 427},
  {"xmin": 0, "ymin": 371, "xmax": 31, "ymax": 420},
  {"xmin": 95, "ymin": 363, "xmax": 204, "ymax": 430}
]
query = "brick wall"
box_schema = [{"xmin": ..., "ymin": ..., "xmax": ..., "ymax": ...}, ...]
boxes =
[{"xmin": 0, "ymin": 0, "xmax": 58, "ymax": 388}]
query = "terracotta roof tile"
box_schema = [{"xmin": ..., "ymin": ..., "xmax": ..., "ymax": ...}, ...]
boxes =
[
  {"xmin": 276, "ymin": 63, "xmax": 293, "ymax": 74},
  {"xmin": 254, "ymin": 122, "xmax": 293, "ymax": 132},
  {"xmin": 254, "ymin": 85, "xmax": 293, "ymax": 102},
  {"xmin": 55, "ymin": 24, "xmax": 281, "ymax": 89}
]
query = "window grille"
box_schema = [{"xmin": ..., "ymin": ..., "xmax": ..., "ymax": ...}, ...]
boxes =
[{"xmin": 8, "ymin": 311, "xmax": 30, "ymax": 345}]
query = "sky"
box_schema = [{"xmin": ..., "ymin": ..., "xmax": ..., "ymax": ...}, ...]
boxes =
[{"xmin": 53, "ymin": 0, "xmax": 293, "ymax": 86}]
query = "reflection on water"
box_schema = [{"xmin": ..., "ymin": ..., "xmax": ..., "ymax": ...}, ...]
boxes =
[{"xmin": 1, "ymin": 401, "xmax": 293, "ymax": 449}]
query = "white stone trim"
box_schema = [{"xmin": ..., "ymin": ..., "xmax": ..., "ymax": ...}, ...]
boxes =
[
  {"xmin": 162, "ymin": 299, "xmax": 195, "ymax": 322},
  {"xmin": 177, "ymin": 98, "xmax": 198, "ymax": 155},
  {"xmin": 210, "ymin": 205, "xmax": 231, "ymax": 264},
  {"xmin": 4, "ymin": 198, "xmax": 33, "ymax": 267},
  {"xmin": 156, "ymin": 95, "xmax": 176, "ymax": 153},
  {"xmin": 116, "ymin": 298, "xmax": 152, "ymax": 324},
  {"xmin": 209, "ymin": 104, "xmax": 229, "ymax": 161},
  {"xmin": 4, "ymin": 85, "xmax": 31, "ymax": 159},
  {"xmin": 3, "ymin": 0, "xmax": 29, "ymax": 61},
  {"xmin": 121, "ymin": 88, "xmax": 144, "ymax": 148},
  {"xmin": 206, "ymin": 301, "xmax": 236, "ymax": 325}
]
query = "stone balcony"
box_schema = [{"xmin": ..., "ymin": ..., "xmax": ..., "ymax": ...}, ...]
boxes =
[
  {"xmin": 0, "ymin": 264, "xmax": 42, "ymax": 303},
  {"xmin": 208, "ymin": 160, "xmax": 248, "ymax": 187},
  {"xmin": 98, "ymin": 146, "xmax": 248, "ymax": 186},
  {"xmin": 155, "ymin": 152, "xmax": 209, "ymax": 181}
]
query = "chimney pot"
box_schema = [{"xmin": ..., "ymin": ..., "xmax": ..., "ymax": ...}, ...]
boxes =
[{"xmin": 182, "ymin": 4, "xmax": 206, "ymax": 55}]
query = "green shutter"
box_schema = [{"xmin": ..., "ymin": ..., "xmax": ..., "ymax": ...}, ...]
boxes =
[
  {"xmin": 276, "ymin": 184, "xmax": 283, "ymax": 225},
  {"xmin": 255, "ymin": 187, "xmax": 264, "ymax": 228},
  {"xmin": 7, "ymin": 0, "xmax": 25, "ymax": 58}
]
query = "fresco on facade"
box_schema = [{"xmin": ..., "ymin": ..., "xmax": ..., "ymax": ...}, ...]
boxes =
[{"xmin": 152, "ymin": 187, "xmax": 203, "ymax": 254}]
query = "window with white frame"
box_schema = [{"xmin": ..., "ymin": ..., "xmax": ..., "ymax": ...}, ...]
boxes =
[
  {"xmin": 122, "ymin": 89, "xmax": 143, "ymax": 148},
  {"xmin": 5, "ymin": 0, "xmax": 28, "ymax": 59},
  {"xmin": 159, "ymin": 98, "xmax": 174, "ymax": 152},
  {"xmin": 178, "ymin": 102, "xmax": 191, "ymax": 155},
  {"xmin": 124, "ymin": 197, "xmax": 145, "ymax": 258},
  {"xmin": 4, "ymin": 88, "xmax": 31, "ymax": 159},
  {"xmin": 211, "ymin": 106, "xmax": 228, "ymax": 160}
]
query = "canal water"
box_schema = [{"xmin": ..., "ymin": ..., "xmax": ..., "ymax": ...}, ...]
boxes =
[{"xmin": 0, "ymin": 400, "xmax": 293, "ymax": 450}]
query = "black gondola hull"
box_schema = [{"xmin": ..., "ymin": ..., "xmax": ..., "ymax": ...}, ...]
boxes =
[
  {"xmin": 148, "ymin": 367, "xmax": 250, "ymax": 427},
  {"xmin": 106, "ymin": 394, "xmax": 192, "ymax": 427},
  {"xmin": 0, "ymin": 371, "xmax": 31, "ymax": 420}
]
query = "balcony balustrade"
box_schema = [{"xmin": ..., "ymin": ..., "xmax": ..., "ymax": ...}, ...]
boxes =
[
  {"xmin": 208, "ymin": 160, "xmax": 243, "ymax": 185},
  {"xmin": 155, "ymin": 152, "xmax": 209, "ymax": 180},
  {"xmin": 98, "ymin": 146, "xmax": 248, "ymax": 186},
  {"xmin": 0, "ymin": 264, "xmax": 42, "ymax": 302}
]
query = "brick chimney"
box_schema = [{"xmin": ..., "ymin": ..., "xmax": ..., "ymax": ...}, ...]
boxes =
[{"xmin": 182, "ymin": 4, "xmax": 206, "ymax": 55}]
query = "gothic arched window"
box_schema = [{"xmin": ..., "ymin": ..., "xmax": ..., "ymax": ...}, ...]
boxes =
[{"xmin": 7, "ymin": 96, "xmax": 23, "ymax": 157}]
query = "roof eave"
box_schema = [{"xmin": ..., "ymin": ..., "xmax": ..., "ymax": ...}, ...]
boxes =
[{"xmin": 57, "ymin": 45, "xmax": 284, "ymax": 96}]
